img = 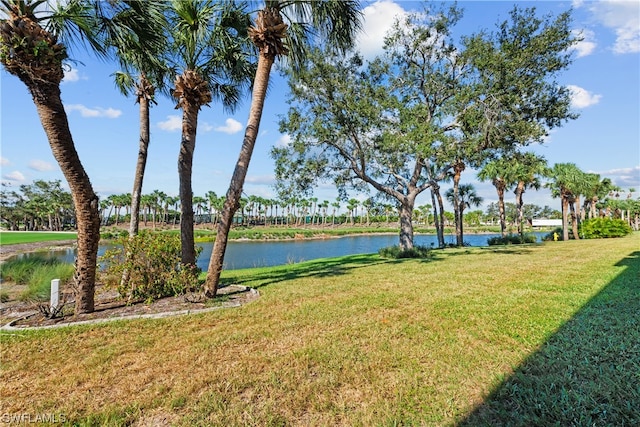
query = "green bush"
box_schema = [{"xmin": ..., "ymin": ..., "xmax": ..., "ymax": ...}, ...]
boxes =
[
  {"xmin": 487, "ymin": 233, "xmax": 537, "ymax": 246},
  {"xmin": 99, "ymin": 231, "xmax": 202, "ymax": 302},
  {"xmin": 378, "ymin": 245, "xmax": 432, "ymax": 259},
  {"xmin": 580, "ymin": 218, "xmax": 633, "ymax": 239},
  {"xmin": 0, "ymin": 255, "xmax": 74, "ymax": 302}
]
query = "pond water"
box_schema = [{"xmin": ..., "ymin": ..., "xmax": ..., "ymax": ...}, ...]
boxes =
[{"xmin": 14, "ymin": 232, "xmax": 548, "ymax": 271}]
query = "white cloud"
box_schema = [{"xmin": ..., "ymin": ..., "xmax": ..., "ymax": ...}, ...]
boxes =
[
  {"xmin": 588, "ymin": 0, "xmax": 640, "ymax": 54},
  {"xmin": 245, "ymin": 174, "xmax": 276, "ymax": 185},
  {"xmin": 64, "ymin": 104, "xmax": 122, "ymax": 119},
  {"xmin": 157, "ymin": 115, "xmax": 182, "ymax": 132},
  {"xmin": 275, "ymin": 134, "xmax": 291, "ymax": 148},
  {"xmin": 28, "ymin": 159, "xmax": 54, "ymax": 171},
  {"xmin": 215, "ymin": 118, "xmax": 243, "ymax": 134},
  {"xmin": 0, "ymin": 157, "xmax": 9, "ymax": 166},
  {"xmin": 200, "ymin": 122, "xmax": 214, "ymax": 132},
  {"xmin": 572, "ymin": 29, "xmax": 597, "ymax": 57},
  {"xmin": 601, "ymin": 166, "xmax": 640, "ymax": 188},
  {"xmin": 3, "ymin": 171, "xmax": 25, "ymax": 182},
  {"xmin": 567, "ymin": 85, "xmax": 602, "ymax": 108},
  {"xmin": 62, "ymin": 67, "xmax": 86, "ymax": 84},
  {"xmin": 357, "ymin": 0, "xmax": 407, "ymax": 60}
]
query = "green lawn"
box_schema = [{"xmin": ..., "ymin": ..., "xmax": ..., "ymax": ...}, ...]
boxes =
[
  {"xmin": 0, "ymin": 231, "xmax": 77, "ymax": 245},
  {"xmin": 1, "ymin": 234, "xmax": 638, "ymax": 426}
]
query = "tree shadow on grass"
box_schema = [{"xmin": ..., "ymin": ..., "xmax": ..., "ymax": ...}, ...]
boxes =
[
  {"xmin": 459, "ymin": 251, "xmax": 640, "ymax": 426},
  {"xmin": 221, "ymin": 253, "xmax": 398, "ymax": 289}
]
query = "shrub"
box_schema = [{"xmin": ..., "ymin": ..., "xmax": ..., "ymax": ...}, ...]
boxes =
[
  {"xmin": 378, "ymin": 245, "xmax": 432, "ymax": 259},
  {"xmin": 487, "ymin": 233, "xmax": 537, "ymax": 246},
  {"xmin": 99, "ymin": 231, "xmax": 202, "ymax": 302},
  {"xmin": 580, "ymin": 218, "xmax": 633, "ymax": 239}
]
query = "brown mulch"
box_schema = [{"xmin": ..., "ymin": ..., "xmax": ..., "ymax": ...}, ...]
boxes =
[
  {"xmin": 1, "ymin": 284, "xmax": 258, "ymax": 329},
  {"xmin": 0, "ymin": 240, "xmax": 258, "ymax": 329}
]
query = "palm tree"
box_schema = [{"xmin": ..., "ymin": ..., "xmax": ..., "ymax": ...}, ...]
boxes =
[
  {"xmin": 111, "ymin": 2, "xmax": 168, "ymax": 238},
  {"xmin": 0, "ymin": 0, "xmax": 99, "ymax": 313},
  {"xmin": 511, "ymin": 152, "xmax": 548, "ymax": 237},
  {"xmin": 546, "ymin": 163, "xmax": 584, "ymax": 241},
  {"xmin": 446, "ymin": 184, "xmax": 483, "ymax": 246},
  {"xmin": 1, "ymin": 0, "xmax": 167, "ymax": 313},
  {"xmin": 478, "ymin": 157, "xmax": 517, "ymax": 237},
  {"xmin": 204, "ymin": 0, "xmax": 362, "ymax": 297},
  {"xmin": 167, "ymin": 0, "xmax": 254, "ymax": 266}
]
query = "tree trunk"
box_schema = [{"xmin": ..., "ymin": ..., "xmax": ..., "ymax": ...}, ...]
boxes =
[
  {"xmin": 452, "ymin": 163, "xmax": 464, "ymax": 246},
  {"xmin": 435, "ymin": 186, "xmax": 446, "ymax": 247},
  {"xmin": 129, "ymin": 91, "xmax": 151, "ymax": 237},
  {"xmin": 178, "ymin": 102, "xmax": 199, "ymax": 265},
  {"xmin": 122, "ymin": 80, "xmax": 152, "ymax": 288},
  {"xmin": 514, "ymin": 180, "xmax": 525, "ymax": 237},
  {"xmin": 561, "ymin": 195, "xmax": 570, "ymax": 241},
  {"xmin": 430, "ymin": 187, "xmax": 443, "ymax": 248},
  {"xmin": 495, "ymin": 183, "xmax": 507, "ymax": 237},
  {"xmin": 31, "ymin": 82, "xmax": 100, "ymax": 314},
  {"xmin": 569, "ymin": 198, "xmax": 580, "ymax": 240},
  {"xmin": 398, "ymin": 199, "xmax": 415, "ymax": 251},
  {"xmin": 204, "ymin": 52, "xmax": 275, "ymax": 297}
]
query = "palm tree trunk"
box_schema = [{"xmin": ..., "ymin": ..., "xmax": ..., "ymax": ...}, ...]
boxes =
[
  {"xmin": 32, "ymin": 83, "xmax": 100, "ymax": 314},
  {"xmin": 561, "ymin": 195, "xmax": 570, "ymax": 241},
  {"xmin": 129, "ymin": 93, "xmax": 151, "ymax": 237},
  {"xmin": 495, "ymin": 184, "xmax": 507, "ymax": 237},
  {"xmin": 204, "ymin": 52, "xmax": 275, "ymax": 297},
  {"xmin": 452, "ymin": 164, "xmax": 463, "ymax": 246},
  {"xmin": 179, "ymin": 103, "xmax": 199, "ymax": 265},
  {"xmin": 122, "ymin": 81, "xmax": 152, "ymax": 288},
  {"xmin": 515, "ymin": 181, "xmax": 525, "ymax": 237},
  {"xmin": 569, "ymin": 198, "xmax": 580, "ymax": 240}
]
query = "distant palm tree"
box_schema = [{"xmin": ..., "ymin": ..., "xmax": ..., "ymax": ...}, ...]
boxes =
[
  {"xmin": 167, "ymin": 0, "xmax": 254, "ymax": 266},
  {"xmin": 446, "ymin": 184, "xmax": 483, "ymax": 246},
  {"xmin": 204, "ymin": 0, "xmax": 362, "ymax": 297}
]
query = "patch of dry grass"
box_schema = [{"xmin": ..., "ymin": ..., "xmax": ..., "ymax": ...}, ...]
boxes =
[{"xmin": 1, "ymin": 235, "xmax": 638, "ymax": 425}]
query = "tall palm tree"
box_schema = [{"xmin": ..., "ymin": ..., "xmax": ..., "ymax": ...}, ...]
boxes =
[
  {"xmin": 449, "ymin": 160, "xmax": 466, "ymax": 246},
  {"xmin": 111, "ymin": 2, "xmax": 168, "ymax": 238},
  {"xmin": 1, "ymin": 0, "xmax": 162, "ymax": 313},
  {"xmin": 167, "ymin": 0, "xmax": 254, "ymax": 266},
  {"xmin": 204, "ymin": 0, "xmax": 362, "ymax": 297},
  {"xmin": 546, "ymin": 163, "xmax": 584, "ymax": 241},
  {"xmin": 445, "ymin": 184, "xmax": 483, "ymax": 246},
  {"xmin": 511, "ymin": 152, "xmax": 548, "ymax": 237},
  {"xmin": 478, "ymin": 157, "xmax": 517, "ymax": 237}
]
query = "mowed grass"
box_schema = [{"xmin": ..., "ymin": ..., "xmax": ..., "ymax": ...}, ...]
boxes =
[
  {"xmin": 1, "ymin": 235, "xmax": 638, "ymax": 426},
  {"xmin": 0, "ymin": 231, "xmax": 77, "ymax": 245}
]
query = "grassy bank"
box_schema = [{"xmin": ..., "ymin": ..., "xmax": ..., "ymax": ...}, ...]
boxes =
[
  {"xmin": 0, "ymin": 231, "xmax": 77, "ymax": 245},
  {"xmin": 1, "ymin": 235, "xmax": 638, "ymax": 425}
]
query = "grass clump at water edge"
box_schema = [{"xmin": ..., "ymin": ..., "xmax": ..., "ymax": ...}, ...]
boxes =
[
  {"xmin": 0, "ymin": 255, "xmax": 74, "ymax": 301},
  {"xmin": 378, "ymin": 244, "xmax": 432, "ymax": 259}
]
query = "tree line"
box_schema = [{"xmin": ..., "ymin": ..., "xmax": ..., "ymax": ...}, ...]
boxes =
[{"xmin": 4, "ymin": 177, "xmax": 638, "ymax": 234}]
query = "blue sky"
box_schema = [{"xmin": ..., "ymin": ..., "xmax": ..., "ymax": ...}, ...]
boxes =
[{"xmin": 1, "ymin": 0, "xmax": 639, "ymax": 213}]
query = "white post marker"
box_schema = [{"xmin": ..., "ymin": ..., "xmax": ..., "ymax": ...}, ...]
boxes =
[{"xmin": 50, "ymin": 279, "xmax": 60, "ymax": 311}]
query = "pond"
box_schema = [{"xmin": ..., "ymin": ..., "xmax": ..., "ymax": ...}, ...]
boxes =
[{"xmin": 14, "ymin": 232, "xmax": 548, "ymax": 271}]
